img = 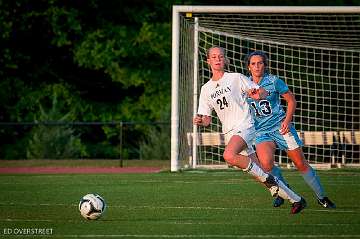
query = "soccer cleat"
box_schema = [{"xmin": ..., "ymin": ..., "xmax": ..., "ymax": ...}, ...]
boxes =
[
  {"xmin": 317, "ymin": 197, "xmax": 336, "ymax": 209},
  {"xmin": 273, "ymin": 196, "xmax": 285, "ymax": 207},
  {"xmin": 273, "ymin": 183, "xmax": 289, "ymax": 207},
  {"xmin": 291, "ymin": 197, "xmax": 307, "ymax": 214},
  {"xmin": 263, "ymin": 174, "xmax": 279, "ymax": 197}
]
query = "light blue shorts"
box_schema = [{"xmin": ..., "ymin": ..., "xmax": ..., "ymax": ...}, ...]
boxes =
[{"xmin": 255, "ymin": 125, "xmax": 303, "ymax": 151}]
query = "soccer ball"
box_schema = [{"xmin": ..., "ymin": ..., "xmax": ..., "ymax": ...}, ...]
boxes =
[{"xmin": 79, "ymin": 193, "xmax": 106, "ymax": 220}]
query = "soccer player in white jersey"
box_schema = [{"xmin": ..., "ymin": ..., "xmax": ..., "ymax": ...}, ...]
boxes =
[
  {"xmin": 246, "ymin": 50, "xmax": 336, "ymax": 209},
  {"xmin": 193, "ymin": 46, "xmax": 306, "ymax": 214}
]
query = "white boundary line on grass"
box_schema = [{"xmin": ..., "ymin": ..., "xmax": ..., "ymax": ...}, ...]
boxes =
[
  {"xmin": 1, "ymin": 202, "xmax": 359, "ymax": 214},
  {"xmin": 2, "ymin": 218, "xmax": 53, "ymax": 222},
  {"xmin": 112, "ymin": 205, "xmax": 358, "ymax": 214},
  {"xmin": 1, "ymin": 218, "xmax": 358, "ymax": 227}
]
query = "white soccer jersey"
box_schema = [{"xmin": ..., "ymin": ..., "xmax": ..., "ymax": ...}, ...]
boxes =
[{"xmin": 197, "ymin": 72, "xmax": 259, "ymax": 134}]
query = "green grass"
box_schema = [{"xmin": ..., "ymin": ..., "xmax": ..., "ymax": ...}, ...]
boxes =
[{"xmin": 0, "ymin": 168, "xmax": 360, "ymax": 238}]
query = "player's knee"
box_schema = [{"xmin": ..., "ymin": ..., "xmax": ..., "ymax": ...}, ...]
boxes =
[{"xmin": 223, "ymin": 151, "xmax": 236, "ymax": 165}]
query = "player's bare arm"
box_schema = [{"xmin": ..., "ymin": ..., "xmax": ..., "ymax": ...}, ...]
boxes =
[{"xmin": 279, "ymin": 91, "xmax": 296, "ymax": 135}]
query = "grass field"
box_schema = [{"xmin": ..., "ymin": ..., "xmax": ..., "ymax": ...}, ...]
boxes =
[{"xmin": 0, "ymin": 165, "xmax": 360, "ymax": 238}]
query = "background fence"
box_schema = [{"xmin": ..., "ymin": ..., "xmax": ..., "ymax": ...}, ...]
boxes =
[{"xmin": 0, "ymin": 122, "xmax": 170, "ymax": 163}]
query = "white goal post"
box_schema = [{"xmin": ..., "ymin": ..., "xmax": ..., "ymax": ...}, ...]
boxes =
[{"xmin": 171, "ymin": 6, "xmax": 360, "ymax": 172}]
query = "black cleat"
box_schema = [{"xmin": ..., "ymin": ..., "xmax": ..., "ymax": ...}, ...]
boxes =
[
  {"xmin": 291, "ymin": 197, "xmax": 307, "ymax": 214},
  {"xmin": 263, "ymin": 174, "xmax": 277, "ymax": 188},
  {"xmin": 273, "ymin": 196, "xmax": 285, "ymax": 207},
  {"xmin": 263, "ymin": 175, "xmax": 280, "ymax": 197},
  {"xmin": 317, "ymin": 197, "xmax": 336, "ymax": 209}
]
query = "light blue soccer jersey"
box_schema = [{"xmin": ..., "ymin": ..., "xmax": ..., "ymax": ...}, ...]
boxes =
[{"xmin": 246, "ymin": 74, "xmax": 289, "ymax": 134}]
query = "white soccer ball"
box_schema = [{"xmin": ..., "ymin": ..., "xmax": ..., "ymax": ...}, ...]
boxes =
[{"xmin": 79, "ymin": 193, "xmax": 106, "ymax": 220}]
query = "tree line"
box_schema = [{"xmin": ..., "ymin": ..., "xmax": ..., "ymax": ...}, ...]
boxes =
[{"xmin": 1, "ymin": 0, "xmax": 358, "ymax": 160}]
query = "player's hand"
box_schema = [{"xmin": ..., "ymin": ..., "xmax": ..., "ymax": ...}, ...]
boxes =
[
  {"xmin": 193, "ymin": 115, "xmax": 203, "ymax": 126},
  {"xmin": 279, "ymin": 121, "xmax": 291, "ymax": 135},
  {"xmin": 193, "ymin": 115, "xmax": 211, "ymax": 127},
  {"xmin": 247, "ymin": 88, "xmax": 268, "ymax": 100},
  {"xmin": 247, "ymin": 88, "xmax": 259, "ymax": 99}
]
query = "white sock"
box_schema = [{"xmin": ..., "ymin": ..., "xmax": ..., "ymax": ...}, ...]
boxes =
[
  {"xmin": 243, "ymin": 161, "xmax": 268, "ymax": 182},
  {"xmin": 243, "ymin": 161, "xmax": 302, "ymax": 203},
  {"xmin": 276, "ymin": 177, "xmax": 302, "ymax": 203}
]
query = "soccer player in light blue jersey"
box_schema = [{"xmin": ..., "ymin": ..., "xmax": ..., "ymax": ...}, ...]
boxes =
[{"xmin": 246, "ymin": 51, "xmax": 336, "ymax": 209}]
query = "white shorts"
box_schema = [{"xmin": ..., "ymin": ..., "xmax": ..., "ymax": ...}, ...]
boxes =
[{"xmin": 226, "ymin": 126, "xmax": 256, "ymax": 156}]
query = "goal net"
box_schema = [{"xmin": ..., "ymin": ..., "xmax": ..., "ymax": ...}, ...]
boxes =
[{"xmin": 171, "ymin": 6, "xmax": 360, "ymax": 172}]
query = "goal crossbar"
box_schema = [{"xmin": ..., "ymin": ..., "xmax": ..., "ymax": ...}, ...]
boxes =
[{"xmin": 173, "ymin": 5, "xmax": 360, "ymax": 14}]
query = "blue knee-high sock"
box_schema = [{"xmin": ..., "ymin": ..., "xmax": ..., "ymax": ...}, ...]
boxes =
[
  {"xmin": 302, "ymin": 167, "xmax": 325, "ymax": 199},
  {"xmin": 271, "ymin": 166, "xmax": 288, "ymax": 186}
]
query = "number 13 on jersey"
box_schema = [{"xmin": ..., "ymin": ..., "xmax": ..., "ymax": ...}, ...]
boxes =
[{"xmin": 250, "ymin": 100, "xmax": 272, "ymax": 117}]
